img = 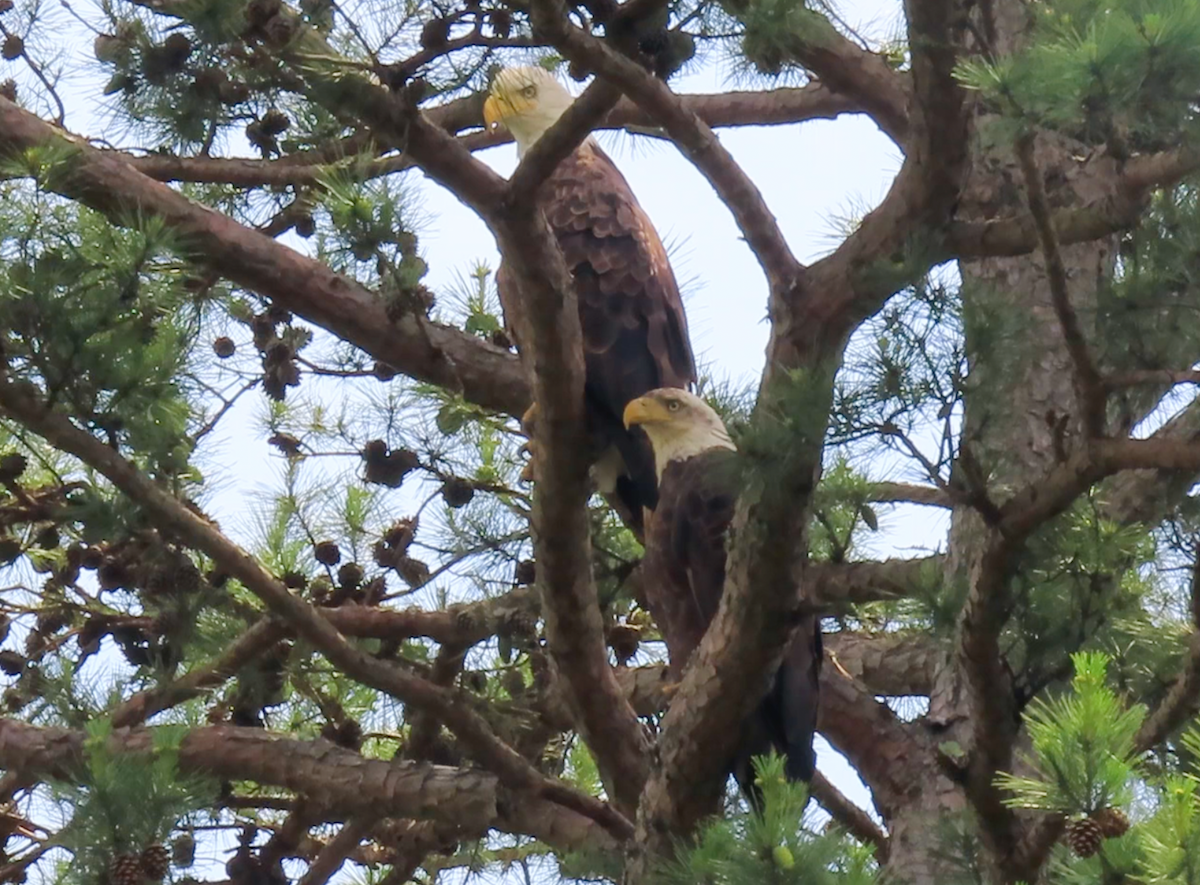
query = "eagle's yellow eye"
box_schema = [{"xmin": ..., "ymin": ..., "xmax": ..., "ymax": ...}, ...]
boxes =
[
  {"xmin": 521, "ymin": 84, "xmax": 537, "ymax": 98},
  {"xmin": 666, "ymin": 400, "xmax": 681, "ymax": 411}
]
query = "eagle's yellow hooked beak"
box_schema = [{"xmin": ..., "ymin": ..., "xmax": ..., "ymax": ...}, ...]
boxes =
[
  {"xmin": 624, "ymin": 396, "xmax": 671, "ymax": 429},
  {"xmin": 482, "ymin": 94, "xmax": 506, "ymax": 132}
]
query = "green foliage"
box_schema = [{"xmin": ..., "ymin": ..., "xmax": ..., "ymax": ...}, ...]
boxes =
[
  {"xmin": 53, "ymin": 718, "xmax": 217, "ymax": 881},
  {"xmin": 657, "ymin": 755, "xmax": 877, "ymax": 885},
  {"xmin": 1005, "ymin": 498, "xmax": 1156, "ymax": 690},
  {"xmin": 997, "ymin": 652, "xmax": 1144, "ymax": 814},
  {"xmin": 956, "ymin": 0, "xmax": 1200, "ymax": 147}
]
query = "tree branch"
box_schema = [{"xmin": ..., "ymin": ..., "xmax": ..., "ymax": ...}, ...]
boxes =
[
  {"xmin": 865, "ymin": 482, "xmax": 953, "ymax": 507},
  {"xmin": 126, "ymin": 84, "xmax": 867, "ymax": 188},
  {"xmin": 948, "ymin": 146, "xmax": 1200, "ymax": 260},
  {"xmin": 0, "ymin": 378, "xmax": 631, "ymax": 841},
  {"xmin": 0, "ymin": 720, "xmax": 615, "ymax": 854},
  {"xmin": 1014, "ymin": 132, "xmax": 1105, "ymax": 436},
  {"xmin": 721, "ymin": 2, "xmax": 910, "ymax": 147},
  {"xmin": 0, "ymin": 98, "xmax": 529, "ymax": 419},
  {"xmin": 295, "ymin": 817, "xmax": 375, "ymax": 885},
  {"xmin": 506, "ymin": 77, "xmax": 624, "ymax": 206},
  {"xmin": 824, "ymin": 631, "xmax": 939, "ymax": 697},
  {"xmin": 488, "ymin": 204, "xmax": 652, "ymax": 814},
  {"xmin": 534, "ymin": 2, "xmax": 803, "ymax": 294},
  {"xmin": 111, "ymin": 618, "xmax": 287, "ymax": 728},
  {"xmin": 816, "ymin": 662, "xmax": 927, "ymax": 818},
  {"xmin": 810, "ymin": 770, "xmax": 889, "ymax": 862}
]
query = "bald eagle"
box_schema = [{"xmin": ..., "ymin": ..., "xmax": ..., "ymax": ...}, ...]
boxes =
[
  {"xmin": 483, "ymin": 66, "xmax": 696, "ymax": 531},
  {"xmin": 624, "ymin": 388, "xmax": 822, "ymax": 791}
]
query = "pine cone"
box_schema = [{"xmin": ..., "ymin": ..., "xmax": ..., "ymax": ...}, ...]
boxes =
[
  {"xmin": 110, "ymin": 852, "xmax": 144, "ymax": 885},
  {"xmin": 1065, "ymin": 817, "xmax": 1104, "ymax": 858},
  {"xmin": 140, "ymin": 844, "xmax": 170, "ymax": 881},
  {"xmin": 1092, "ymin": 807, "xmax": 1130, "ymax": 839}
]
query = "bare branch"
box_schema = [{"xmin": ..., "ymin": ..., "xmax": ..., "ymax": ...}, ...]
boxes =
[
  {"xmin": 126, "ymin": 85, "xmax": 871, "ymax": 189},
  {"xmin": 810, "ymin": 770, "xmax": 889, "ymax": 862},
  {"xmin": 296, "ymin": 818, "xmax": 374, "ymax": 885},
  {"xmin": 865, "ymin": 482, "xmax": 953, "ymax": 507}
]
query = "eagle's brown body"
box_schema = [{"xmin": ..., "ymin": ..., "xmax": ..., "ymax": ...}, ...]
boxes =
[
  {"xmin": 643, "ymin": 446, "xmax": 823, "ymax": 791},
  {"xmin": 497, "ymin": 139, "xmax": 696, "ymax": 522}
]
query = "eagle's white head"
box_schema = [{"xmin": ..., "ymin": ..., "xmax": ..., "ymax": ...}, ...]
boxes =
[
  {"xmin": 482, "ymin": 66, "xmax": 578, "ymax": 157},
  {"xmin": 623, "ymin": 388, "xmax": 736, "ymax": 478}
]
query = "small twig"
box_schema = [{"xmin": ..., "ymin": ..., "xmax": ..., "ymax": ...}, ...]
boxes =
[
  {"xmin": 296, "ymin": 817, "xmax": 375, "ymax": 885},
  {"xmin": 192, "ymin": 378, "xmax": 259, "ymax": 443},
  {"xmin": 1014, "ymin": 131, "xmax": 1106, "ymax": 436}
]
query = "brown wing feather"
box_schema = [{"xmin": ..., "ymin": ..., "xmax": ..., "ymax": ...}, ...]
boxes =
[
  {"xmin": 497, "ymin": 139, "xmax": 696, "ymax": 515},
  {"xmin": 645, "ymin": 449, "xmax": 822, "ymax": 795}
]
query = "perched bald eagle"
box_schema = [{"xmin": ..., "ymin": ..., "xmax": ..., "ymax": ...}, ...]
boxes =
[
  {"xmin": 483, "ymin": 66, "xmax": 696, "ymax": 530},
  {"xmin": 624, "ymin": 388, "xmax": 822, "ymax": 791}
]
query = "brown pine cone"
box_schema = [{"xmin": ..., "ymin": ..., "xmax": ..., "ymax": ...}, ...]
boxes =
[
  {"xmin": 1092, "ymin": 807, "xmax": 1131, "ymax": 839},
  {"xmin": 110, "ymin": 853, "xmax": 144, "ymax": 885},
  {"xmin": 140, "ymin": 844, "xmax": 170, "ymax": 880},
  {"xmin": 1065, "ymin": 817, "xmax": 1103, "ymax": 858}
]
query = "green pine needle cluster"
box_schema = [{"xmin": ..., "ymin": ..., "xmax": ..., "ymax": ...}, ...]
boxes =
[
  {"xmin": 656, "ymin": 755, "xmax": 877, "ymax": 885},
  {"xmin": 997, "ymin": 651, "xmax": 1144, "ymax": 815},
  {"xmin": 956, "ymin": 0, "xmax": 1200, "ymax": 147},
  {"xmin": 52, "ymin": 719, "xmax": 216, "ymax": 883}
]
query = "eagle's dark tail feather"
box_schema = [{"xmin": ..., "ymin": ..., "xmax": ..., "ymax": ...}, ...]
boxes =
[{"xmin": 731, "ymin": 616, "xmax": 823, "ymax": 803}]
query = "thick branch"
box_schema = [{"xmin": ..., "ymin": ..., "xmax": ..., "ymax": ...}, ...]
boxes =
[
  {"xmin": 817, "ymin": 663, "xmax": 927, "ymax": 818},
  {"xmin": 0, "ymin": 379, "xmax": 631, "ymax": 841},
  {"xmin": 0, "ymin": 99, "xmax": 529, "ymax": 419},
  {"xmin": 490, "ymin": 204, "xmax": 651, "ymax": 813},
  {"xmin": 948, "ymin": 146, "xmax": 1200, "ymax": 260},
  {"xmin": 824, "ymin": 631, "xmax": 939, "ymax": 697},
  {"xmin": 0, "ymin": 720, "xmax": 614, "ymax": 854}
]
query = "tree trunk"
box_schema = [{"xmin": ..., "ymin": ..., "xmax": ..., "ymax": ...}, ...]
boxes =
[{"xmin": 878, "ymin": 70, "xmax": 1124, "ymax": 885}]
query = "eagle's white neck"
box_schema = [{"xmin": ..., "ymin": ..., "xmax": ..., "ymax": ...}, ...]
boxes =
[{"xmin": 644, "ymin": 425, "xmax": 735, "ymax": 480}]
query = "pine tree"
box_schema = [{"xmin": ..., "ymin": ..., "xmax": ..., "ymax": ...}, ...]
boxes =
[{"xmin": 4, "ymin": 0, "xmax": 1200, "ymax": 880}]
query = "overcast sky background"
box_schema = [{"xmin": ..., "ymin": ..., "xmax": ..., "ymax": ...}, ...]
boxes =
[{"xmin": 4, "ymin": 0, "xmax": 961, "ymax": 878}]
